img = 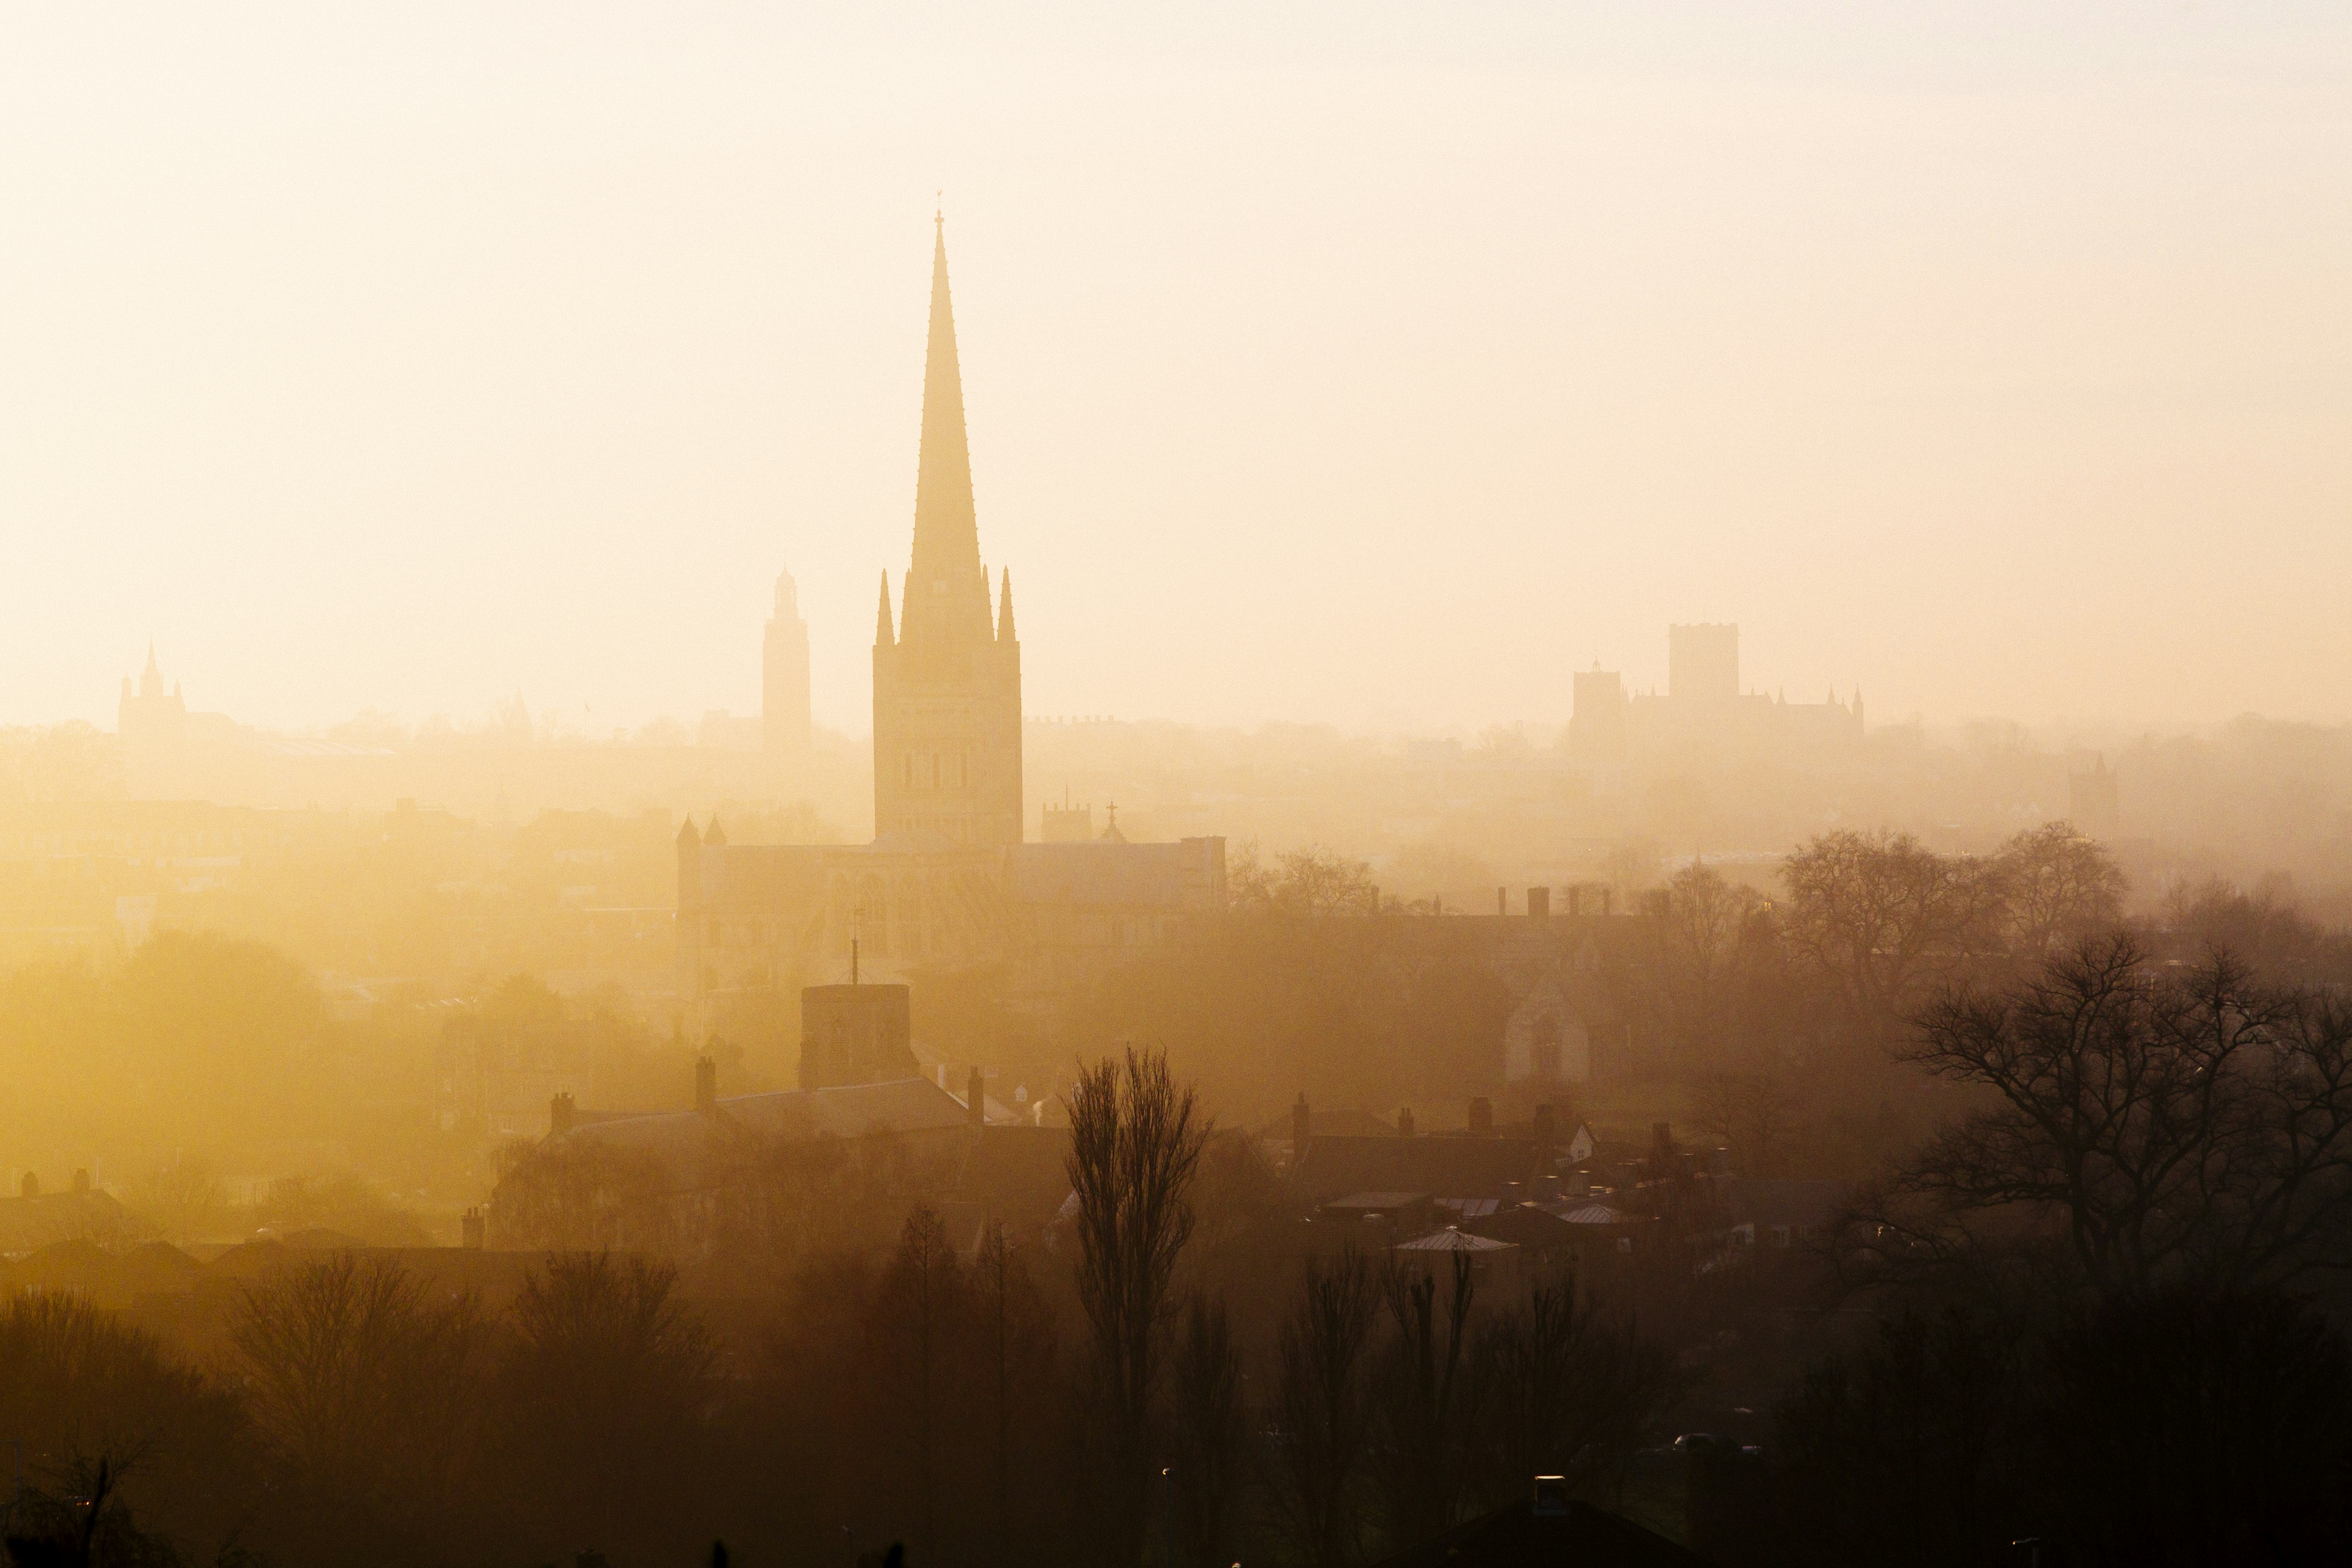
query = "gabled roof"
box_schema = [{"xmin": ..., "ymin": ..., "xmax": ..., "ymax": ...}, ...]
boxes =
[
  {"xmin": 1395, "ymin": 1227, "xmax": 1514, "ymax": 1253},
  {"xmin": 947, "ymin": 1123, "xmax": 1074, "ymax": 1229},
  {"xmin": 1291, "ymin": 1135, "xmax": 1545, "ymax": 1206}
]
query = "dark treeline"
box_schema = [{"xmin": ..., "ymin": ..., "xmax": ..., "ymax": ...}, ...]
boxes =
[{"xmin": 7, "ymin": 830, "xmax": 2352, "ymax": 1566}]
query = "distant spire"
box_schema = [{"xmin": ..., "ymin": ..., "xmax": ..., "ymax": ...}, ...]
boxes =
[
  {"xmin": 997, "ymin": 567, "xmax": 1016, "ymax": 643},
  {"xmin": 876, "ymin": 570, "xmax": 895, "ymax": 647},
  {"xmin": 704, "ymin": 818, "xmax": 728, "ymax": 848},
  {"xmin": 902, "ymin": 213, "xmax": 990, "ymax": 646}
]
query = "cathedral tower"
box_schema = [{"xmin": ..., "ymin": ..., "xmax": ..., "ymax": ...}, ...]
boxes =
[{"xmin": 872, "ymin": 216, "xmax": 1023, "ymax": 846}]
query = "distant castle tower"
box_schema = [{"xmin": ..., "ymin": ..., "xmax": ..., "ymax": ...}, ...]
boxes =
[
  {"xmin": 872, "ymin": 215, "xmax": 1023, "ymax": 846},
  {"xmin": 763, "ymin": 567, "xmax": 812, "ymax": 751},
  {"xmin": 118, "ymin": 643, "xmax": 187, "ymax": 749}
]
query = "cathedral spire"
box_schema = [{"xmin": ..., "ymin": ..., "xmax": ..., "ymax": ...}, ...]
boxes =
[
  {"xmin": 902, "ymin": 213, "xmax": 989, "ymax": 646},
  {"xmin": 876, "ymin": 570, "xmax": 895, "ymax": 647},
  {"xmin": 997, "ymin": 567, "xmax": 1016, "ymax": 643}
]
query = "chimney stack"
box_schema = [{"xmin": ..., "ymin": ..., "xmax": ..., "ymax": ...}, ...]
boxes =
[
  {"xmin": 550, "ymin": 1091, "xmax": 576, "ymax": 1137},
  {"xmin": 1468, "ymin": 1096, "xmax": 1494, "ymax": 1136},
  {"xmin": 695, "ymin": 1056, "xmax": 718, "ymax": 1114},
  {"xmin": 1292, "ymin": 1091, "xmax": 1311, "ymax": 1153},
  {"xmin": 968, "ymin": 1067, "xmax": 987, "ymax": 1126},
  {"xmin": 18, "ymin": 1172, "xmax": 36, "ymax": 1199},
  {"xmin": 461, "ymin": 1207, "xmax": 486, "ymax": 1249},
  {"xmin": 1397, "ymin": 1106, "xmax": 1415, "ymax": 1137},
  {"xmin": 1528, "ymin": 886, "xmax": 1550, "ymax": 919}
]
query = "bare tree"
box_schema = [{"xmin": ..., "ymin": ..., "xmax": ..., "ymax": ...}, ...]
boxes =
[
  {"xmin": 1165, "ymin": 1294, "xmax": 1248, "ymax": 1568},
  {"xmin": 1632, "ymin": 864, "xmax": 1763, "ymax": 1063},
  {"xmin": 1370, "ymin": 1250, "xmax": 1480, "ymax": 1547},
  {"xmin": 1898, "ymin": 933, "xmax": 2352, "ymax": 1294},
  {"xmin": 1066, "ymin": 1046, "xmax": 1209, "ymax": 1566},
  {"xmin": 1270, "ymin": 1249, "xmax": 1381, "ymax": 1568},
  {"xmin": 873, "ymin": 1205, "xmax": 962, "ymax": 1559},
  {"xmin": 1996, "ymin": 821, "xmax": 2125, "ymax": 954},
  {"xmin": 499, "ymin": 1251, "xmax": 718, "ymax": 1547},
  {"xmin": 1228, "ymin": 843, "xmax": 1378, "ymax": 919},
  {"xmin": 232, "ymin": 1254, "xmax": 483, "ymax": 1515},
  {"xmin": 1470, "ymin": 1267, "xmax": 1675, "ymax": 1507},
  {"xmin": 1689, "ymin": 1067, "xmax": 1796, "ymax": 1176},
  {"xmin": 1781, "ymin": 829, "xmax": 2008, "ymax": 1041}
]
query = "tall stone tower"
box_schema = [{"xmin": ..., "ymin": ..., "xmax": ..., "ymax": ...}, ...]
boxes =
[
  {"xmin": 763, "ymin": 567, "xmax": 812, "ymax": 751},
  {"xmin": 872, "ymin": 216, "xmax": 1023, "ymax": 846}
]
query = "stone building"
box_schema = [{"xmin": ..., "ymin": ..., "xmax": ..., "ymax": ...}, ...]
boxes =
[{"xmin": 676, "ymin": 218, "xmax": 1225, "ymax": 1061}]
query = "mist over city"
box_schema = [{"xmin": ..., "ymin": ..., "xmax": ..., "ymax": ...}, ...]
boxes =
[{"xmin": 4, "ymin": 7, "xmax": 2351, "ymax": 1568}]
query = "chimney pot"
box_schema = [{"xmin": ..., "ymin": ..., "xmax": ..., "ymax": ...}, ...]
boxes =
[
  {"xmin": 461, "ymin": 1207, "xmax": 486, "ymax": 1249},
  {"xmin": 550, "ymin": 1091, "xmax": 576, "ymax": 1137},
  {"xmin": 1397, "ymin": 1106, "xmax": 1415, "ymax": 1137}
]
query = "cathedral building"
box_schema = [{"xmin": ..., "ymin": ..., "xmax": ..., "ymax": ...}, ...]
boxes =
[
  {"xmin": 676, "ymin": 221, "xmax": 1226, "ymax": 1047},
  {"xmin": 1566, "ymin": 622, "xmax": 1864, "ymax": 771},
  {"xmin": 870, "ymin": 217, "xmax": 1023, "ymax": 847}
]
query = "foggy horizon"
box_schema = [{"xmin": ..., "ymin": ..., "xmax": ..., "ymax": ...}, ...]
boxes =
[
  {"xmin": 7, "ymin": 6, "xmax": 2350, "ymax": 737},
  {"xmin": 8, "ymin": 12, "xmax": 2352, "ymax": 1568}
]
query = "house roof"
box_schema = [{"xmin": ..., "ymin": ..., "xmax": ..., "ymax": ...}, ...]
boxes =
[
  {"xmin": 1323, "ymin": 1191, "xmax": 1430, "ymax": 1212},
  {"xmin": 549, "ymin": 1077, "xmax": 978, "ymax": 1194},
  {"xmin": 1291, "ymin": 1135, "xmax": 1545, "ymax": 1206},
  {"xmin": 1468, "ymin": 1203, "xmax": 1587, "ymax": 1249},
  {"xmin": 1258, "ymin": 1107, "xmax": 1398, "ymax": 1140},
  {"xmin": 1395, "ymin": 1227, "xmax": 1515, "ymax": 1253},
  {"xmin": 946, "ymin": 1124, "xmax": 1074, "ymax": 1229}
]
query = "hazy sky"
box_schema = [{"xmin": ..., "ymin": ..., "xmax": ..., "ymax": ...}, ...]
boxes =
[{"xmin": 4, "ymin": 4, "xmax": 2348, "ymax": 737}]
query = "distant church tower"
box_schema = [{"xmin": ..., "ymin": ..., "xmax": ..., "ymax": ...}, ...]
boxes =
[
  {"xmin": 872, "ymin": 216, "xmax": 1023, "ymax": 846},
  {"xmin": 763, "ymin": 567, "xmax": 812, "ymax": 751}
]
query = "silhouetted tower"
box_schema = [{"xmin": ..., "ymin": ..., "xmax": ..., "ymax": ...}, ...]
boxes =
[
  {"xmin": 872, "ymin": 213, "xmax": 1023, "ymax": 846},
  {"xmin": 763, "ymin": 567, "xmax": 812, "ymax": 751},
  {"xmin": 1567, "ymin": 663, "xmax": 1629, "ymax": 766}
]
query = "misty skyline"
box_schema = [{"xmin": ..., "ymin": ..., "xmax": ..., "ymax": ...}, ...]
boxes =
[{"xmin": 5, "ymin": 4, "xmax": 2348, "ymax": 738}]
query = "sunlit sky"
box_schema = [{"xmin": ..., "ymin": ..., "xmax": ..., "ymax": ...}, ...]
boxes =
[{"xmin": 4, "ymin": 4, "xmax": 2348, "ymax": 737}]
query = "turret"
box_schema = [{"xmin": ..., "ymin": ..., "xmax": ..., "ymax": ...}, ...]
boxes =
[{"xmin": 997, "ymin": 568, "xmax": 1016, "ymax": 643}]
